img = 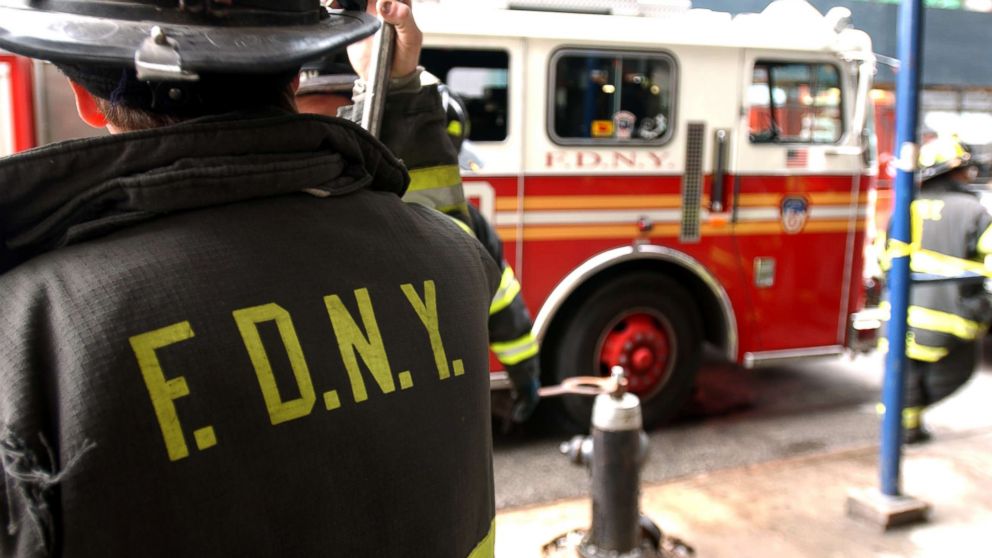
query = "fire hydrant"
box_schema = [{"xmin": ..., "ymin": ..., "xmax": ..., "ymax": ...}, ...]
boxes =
[{"xmin": 540, "ymin": 367, "xmax": 693, "ymax": 558}]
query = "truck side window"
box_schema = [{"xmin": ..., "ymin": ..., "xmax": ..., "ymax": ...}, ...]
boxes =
[
  {"xmin": 749, "ymin": 61, "xmax": 844, "ymax": 144},
  {"xmin": 421, "ymin": 48, "xmax": 509, "ymax": 142},
  {"xmin": 549, "ymin": 49, "xmax": 675, "ymax": 145}
]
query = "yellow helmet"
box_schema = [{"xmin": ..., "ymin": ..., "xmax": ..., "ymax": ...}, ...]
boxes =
[{"xmin": 919, "ymin": 136, "xmax": 972, "ymax": 181}]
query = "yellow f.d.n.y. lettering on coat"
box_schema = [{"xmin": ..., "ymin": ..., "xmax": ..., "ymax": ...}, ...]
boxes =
[
  {"xmin": 325, "ymin": 288, "xmax": 399, "ymax": 403},
  {"xmin": 233, "ymin": 303, "xmax": 317, "ymax": 425},
  {"xmin": 130, "ymin": 322, "xmax": 217, "ymax": 461},
  {"xmin": 402, "ymin": 280, "xmax": 462, "ymax": 379}
]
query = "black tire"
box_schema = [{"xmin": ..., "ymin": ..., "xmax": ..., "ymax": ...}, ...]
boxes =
[{"xmin": 550, "ymin": 272, "xmax": 702, "ymax": 432}]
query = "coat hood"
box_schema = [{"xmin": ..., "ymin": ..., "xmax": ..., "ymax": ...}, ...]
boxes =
[{"xmin": 0, "ymin": 111, "xmax": 409, "ymax": 273}]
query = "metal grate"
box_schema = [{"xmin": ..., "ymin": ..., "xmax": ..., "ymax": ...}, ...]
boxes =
[{"xmin": 680, "ymin": 122, "xmax": 705, "ymax": 243}]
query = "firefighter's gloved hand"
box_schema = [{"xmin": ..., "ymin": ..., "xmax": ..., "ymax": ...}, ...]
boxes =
[{"xmin": 511, "ymin": 377, "xmax": 541, "ymax": 423}]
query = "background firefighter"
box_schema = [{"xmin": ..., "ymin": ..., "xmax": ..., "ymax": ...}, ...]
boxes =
[
  {"xmin": 296, "ymin": 54, "xmax": 542, "ymax": 425},
  {"xmin": 880, "ymin": 136, "xmax": 992, "ymax": 443}
]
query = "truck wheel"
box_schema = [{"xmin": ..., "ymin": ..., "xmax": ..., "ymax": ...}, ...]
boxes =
[{"xmin": 551, "ymin": 273, "xmax": 702, "ymax": 431}]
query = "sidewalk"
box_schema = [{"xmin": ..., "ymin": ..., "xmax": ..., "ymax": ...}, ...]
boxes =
[{"xmin": 495, "ymin": 426, "xmax": 992, "ymax": 557}]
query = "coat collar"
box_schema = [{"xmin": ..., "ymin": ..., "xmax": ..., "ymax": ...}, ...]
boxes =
[{"xmin": 0, "ymin": 111, "xmax": 408, "ymax": 273}]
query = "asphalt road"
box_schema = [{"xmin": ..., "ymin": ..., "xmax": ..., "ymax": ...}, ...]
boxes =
[{"xmin": 493, "ymin": 342, "xmax": 992, "ymax": 510}]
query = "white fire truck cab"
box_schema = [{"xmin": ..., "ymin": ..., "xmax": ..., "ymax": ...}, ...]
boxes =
[{"xmin": 417, "ymin": 0, "xmax": 880, "ymax": 428}]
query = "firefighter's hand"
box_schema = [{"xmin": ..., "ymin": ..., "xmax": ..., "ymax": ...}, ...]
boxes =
[
  {"xmin": 344, "ymin": 0, "xmax": 422, "ymax": 81},
  {"xmin": 511, "ymin": 377, "xmax": 541, "ymax": 423}
]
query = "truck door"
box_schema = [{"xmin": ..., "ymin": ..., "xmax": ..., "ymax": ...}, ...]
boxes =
[{"xmin": 734, "ymin": 51, "xmax": 865, "ymax": 354}]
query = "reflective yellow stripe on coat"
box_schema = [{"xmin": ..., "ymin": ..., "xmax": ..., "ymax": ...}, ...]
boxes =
[
  {"xmin": 446, "ymin": 214, "xmax": 474, "ymax": 236},
  {"xmin": 978, "ymin": 222, "xmax": 992, "ymax": 256},
  {"xmin": 907, "ymin": 305, "xmax": 984, "ymax": 341},
  {"xmin": 876, "ymin": 403, "xmax": 924, "ymax": 428},
  {"xmin": 906, "ymin": 338, "xmax": 949, "ymax": 362},
  {"xmin": 467, "ymin": 520, "xmax": 496, "ymax": 558},
  {"xmin": 910, "ymin": 248, "xmax": 992, "ymax": 279},
  {"xmin": 881, "ymin": 301, "xmax": 985, "ymax": 341},
  {"xmin": 490, "ymin": 266, "xmax": 522, "ymax": 315},
  {"xmin": 491, "ymin": 332, "xmax": 539, "ymax": 366},
  {"xmin": 878, "ymin": 337, "xmax": 949, "ymax": 362},
  {"xmin": 406, "ymin": 164, "xmax": 467, "ymax": 214}
]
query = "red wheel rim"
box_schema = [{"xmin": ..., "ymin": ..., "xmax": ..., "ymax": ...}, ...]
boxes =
[{"xmin": 597, "ymin": 311, "xmax": 675, "ymax": 398}]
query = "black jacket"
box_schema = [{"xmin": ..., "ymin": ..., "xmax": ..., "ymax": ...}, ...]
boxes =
[
  {"xmin": 893, "ymin": 176, "xmax": 992, "ymax": 360},
  {"xmin": 0, "ymin": 111, "xmax": 499, "ymax": 557}
]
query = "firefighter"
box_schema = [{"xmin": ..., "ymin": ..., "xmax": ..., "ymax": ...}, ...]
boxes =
[
  {"xmin": 438, "ymin": 84, "xmax": 542, "ymax": 425},
  {"xmin": 881, "ymin": 136, "xmax": 990, "ymax": 444},
  {"xmin": 296, "ymin": 53, "xmax": 541, "ymax": 424},
  {"xmin": 0, "ymin": 1, "xmax": 499, "ymax": 556}
]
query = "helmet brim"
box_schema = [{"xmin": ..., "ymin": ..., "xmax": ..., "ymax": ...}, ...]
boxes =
[
  {"xmin": 0, "ymin": 6, "xmax": 379, "ymax": 75},
  {"xmin": 921, "ymin": 157, "xmax": 975, "ymax": 182}
]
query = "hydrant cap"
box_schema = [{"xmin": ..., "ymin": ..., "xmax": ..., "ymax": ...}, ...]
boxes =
[{"xmin": 591, "ymin": 392, "xmax": 642, "ymax": 432}]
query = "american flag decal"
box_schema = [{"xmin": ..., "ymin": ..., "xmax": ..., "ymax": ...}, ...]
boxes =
[{"xmin": 786, "ymin": 148, "xmax": 808, "ymax": 168}]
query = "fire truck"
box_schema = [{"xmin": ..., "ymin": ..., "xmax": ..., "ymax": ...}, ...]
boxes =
[
  {"xmin": 0, "ymin": 0, "xmax": 883, "ymax": 430},
  {"xmin": 417, "ymin": 0, "xmax": 881, "ymax": 428}
]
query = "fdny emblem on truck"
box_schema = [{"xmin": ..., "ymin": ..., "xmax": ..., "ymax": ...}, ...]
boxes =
[{"xmin": 781, "ymin": 197, "xmax": 809, "ymax": 234}]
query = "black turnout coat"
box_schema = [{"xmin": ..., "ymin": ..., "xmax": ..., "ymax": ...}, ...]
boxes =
[{"xmin": 0, "ymin": 110, "xmax": 499, "ymax": 558}]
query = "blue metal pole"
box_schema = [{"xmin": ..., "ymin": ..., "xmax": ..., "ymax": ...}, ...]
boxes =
[{"xmin": 881, "ymin": 0, "xmax": 925, "ymax": 498}]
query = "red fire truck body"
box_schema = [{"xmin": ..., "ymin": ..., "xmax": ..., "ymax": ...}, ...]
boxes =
[{"xmin": 0, "ymin": 0, "xmax": 883, "ymax": 427}]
